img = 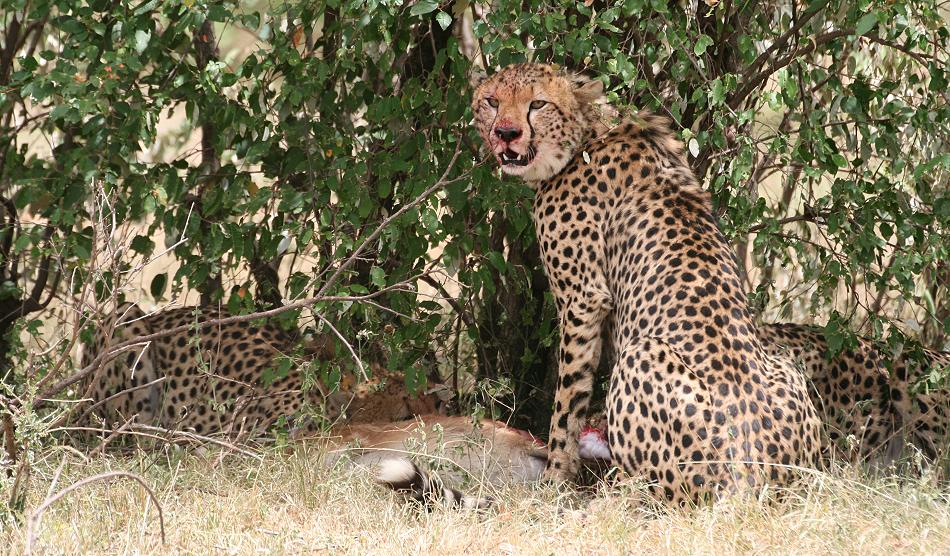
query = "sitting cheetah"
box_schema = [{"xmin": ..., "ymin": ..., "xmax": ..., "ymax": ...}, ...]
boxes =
[
  {"xmin": 78, "ymin": 303, "xmax": 446, "ymax": 438},
  {"xmin": 760, "ymin": 322, "xmax": 950, "ymax": 465},
  {"xmin": 473, "ymin": 63, "xmax": 822, "ymax": 502}
]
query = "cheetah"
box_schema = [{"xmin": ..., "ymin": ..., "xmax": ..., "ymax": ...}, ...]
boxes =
[
  {"xmin": 78, "ymin": 303, "xmax": 446, "ymax": 438},
  {"xmin": 472, "ymin": 63, "xmax": 822, "ymax": 503},
  {"xmin": 760, "ymin": 322, "xmax": 950, "ymax": 465}
]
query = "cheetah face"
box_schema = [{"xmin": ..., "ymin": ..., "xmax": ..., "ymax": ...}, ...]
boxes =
[{"xmin": 472, "ymin": 63, "xmax": 604, "ymax": 184}]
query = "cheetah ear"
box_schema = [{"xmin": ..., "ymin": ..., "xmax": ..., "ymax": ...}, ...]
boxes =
[
  {"xmin": 469, "ymin": 66, "xmax": 488, "ymax": 89},
  {"xmin": 572, "ymin": 77, "xmax": 604, "ymax": 104}
]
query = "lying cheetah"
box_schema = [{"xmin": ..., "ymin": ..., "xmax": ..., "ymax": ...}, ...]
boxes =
[
  {"xmin": 760, "ymin": 322, "xmax": 950, "ymax": 465},
  {"xmin": 473, "ymin": 63, "xmax": 822, "ymax": 503},
  {"xmin": 78, "ymin": 303, "xmax": 446, "ymax": 438}
]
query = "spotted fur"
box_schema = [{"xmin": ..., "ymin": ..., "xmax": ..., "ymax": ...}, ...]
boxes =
[
  {"xmin": 760, "ymin": 322, "xmax": 950, "ymax": 465},
  {"xmin": 473, "ymin": 63, "xmax": 822, "ymax": 503},
  {"xmin": 79, "ymin": 303, "xmax": 445, "ymax": 437}
]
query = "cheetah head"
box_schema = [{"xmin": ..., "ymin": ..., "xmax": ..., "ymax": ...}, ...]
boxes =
[{"xmin": 472, "ymin": 63, "xmax": 607, "ymax": 184}]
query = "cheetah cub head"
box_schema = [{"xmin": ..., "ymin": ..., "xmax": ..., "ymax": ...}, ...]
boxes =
[{"xmin": 472, "ymin": 63, "xmax": 609, "ymax": 184}]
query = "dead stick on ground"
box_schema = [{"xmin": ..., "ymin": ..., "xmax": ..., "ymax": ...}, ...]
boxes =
[{"xmin": 25, "ymin": 471, "xmax": 166, "ymax": 554}]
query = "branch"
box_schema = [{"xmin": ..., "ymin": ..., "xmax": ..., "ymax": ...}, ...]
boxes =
[
  {"xmin": 419, "ymin": 274, "xmax": 476, "ymax": 329},
  {"xmin": 192, "ymin": 19, "xmax": 222, "ymax": 302},
  {"xmin": 737, "ymin": 0, "xmax": 829, "ymax": 86},
  {"xmin": 312, "ymin": 142, "xmax": 464, "ymax": 300},
  {"xmin": 4, "ymin": 227, "xmax": 59, "ymax": 319},
  {"xmin": 193, "ymin": 19, "xmax": 220, "ymax": 174},
  {"xmin": 0, "ymin": 14, "xmax": 22, "ymax": 85},
  {"xmin": 24, "ymin": 227, "xmax": 56, "ymax": 306},
  {"xmin": 0, "ymin": 196, "xmax": 19, "ymax": 277},
  {"xmin": 314, "ymin": 312, "xmax": 368, "ymax": 381},
  {"xmin": 747, "ymin": 211, "xmax": 826, "ymax": 233},
  {"xmin": 730, "ymin": 29, "xmax": 850, "ymax": 110},
  {"xmin": 864, "ymin": 35, "xmax": 932, "ymax": 67}
]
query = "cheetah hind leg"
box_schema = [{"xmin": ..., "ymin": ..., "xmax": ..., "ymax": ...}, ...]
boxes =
[{"xmin": 607, "ymin": 338, "xmax": 749, "ymax": 505}]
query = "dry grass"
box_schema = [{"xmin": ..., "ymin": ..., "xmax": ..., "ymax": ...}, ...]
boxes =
[{"xmin": 3, "ymin": 444, "xmax": 950, "ymax": 555}]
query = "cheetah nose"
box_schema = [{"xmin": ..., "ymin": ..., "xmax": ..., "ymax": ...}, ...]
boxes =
[{"xmin": 494, "ymin": 126, "xmax": 522, "ymax": 142}]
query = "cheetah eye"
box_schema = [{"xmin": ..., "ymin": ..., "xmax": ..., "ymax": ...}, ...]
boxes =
[
  {"xmin": 529, "ymin": 100, "xmax": 548, "ymax": 110},
  {"xmin": 486, "ymin": 97, "xmax": 499, "ymax": 108}
]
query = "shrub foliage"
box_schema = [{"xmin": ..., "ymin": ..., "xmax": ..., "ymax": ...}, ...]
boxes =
[{"xmin": 0, "ymin": 0, "xmax": 948, "ymax": 487}]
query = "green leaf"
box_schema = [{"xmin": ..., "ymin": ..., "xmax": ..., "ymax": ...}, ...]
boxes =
[
  {"xmin": 130, "ymin": 235, "xmax": 155, "ymax": 256},
  {"xmin": 133, "ymin": 0, "xmax": 158, "ymax": 16},
  {"xmin": 693, "ymin": 35, "xmax": 714, "ymax": 56},
  {"xmin": 855, "ymin": 12, "xmax": 878, "ymax": 36},
  {"xmin": 150, "ymin": 273, "xmax": 168, "ymax": 299},
  {"xmin": 133, "ymin": 29, "xmax": 151, "ymax": 54},
  {"xmin": 850, "ymin": 79, "xmax": 873, "ymax": 108},
  {"xmin": 435, "ymin": 11, "xmax": 452, "ymax": 30},
  {"xmin": 935, "ymin": 198, "xmax": 950, "ymax": 217},
  {"xmin": 410, "ymin": 0, "xmax": 439, "ymax": 16},
  {"xmin": 370, "ymin": 266, "xmax": 386, "ymax": 288}
]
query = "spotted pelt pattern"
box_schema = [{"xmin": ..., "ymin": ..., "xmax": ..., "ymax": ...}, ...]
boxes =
[
  {"xmin": 473, "ymin": 63, "xmax": 822, "ymax": 503},
  {"xmin": 78, "ymin": 303, "xmax": 445, "ymax": 437},
  {"xmin": 760, "ymin": 322, "xmax": 950, "ymax": 465}
]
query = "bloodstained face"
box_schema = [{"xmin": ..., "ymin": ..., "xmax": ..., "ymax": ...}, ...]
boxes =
[{"xmin": 472, "ymin": 63, "xmax": 604, "ymax": 183}]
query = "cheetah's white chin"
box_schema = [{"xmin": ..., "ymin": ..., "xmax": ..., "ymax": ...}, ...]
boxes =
[{"xmin": 501, "ymin": 152, "xmax": 567, "ymax": 184}]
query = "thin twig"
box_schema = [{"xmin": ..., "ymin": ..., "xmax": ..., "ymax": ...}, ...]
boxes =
[
  {"xmin": 73, "ymin": 376, "xmax": 166, "ymax": 426},
  {"xmin": 53, "ymin": 424, "xmax": 263, "ymax": 460},
  {"xmin": 312, "ymin": 142, "xmax": 464, "ymax": 300},
  {"xmin": 864, "ymin": 35, "xmax": 933, "ymax": 67},
  {"xmin": 88, "ymin": 414, "xmax": 138, "ymax": 458},
  {"xmin": 747, "ymin": 212, "xmax": 825, "ymax": 233},
  {"xmin": 129, "ymin": 424, "xmax": 263, "ymax": 459},
  {"xmin": 315, "ymin": 312, "xmax": 368, "ymax": 382},
  {"xmin": 25, "ymin": 471, "xmax": 166, "ymax": 554}
]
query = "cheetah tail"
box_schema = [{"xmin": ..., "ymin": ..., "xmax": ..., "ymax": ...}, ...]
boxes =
[{"xmin": 375, "ymin": 458, "xmax": 493, "ymax": 510}]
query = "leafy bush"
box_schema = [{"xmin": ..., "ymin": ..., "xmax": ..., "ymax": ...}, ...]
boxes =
[{"xmin": 1, "ymin": 0, "xmax": 948, "ymax": 516}]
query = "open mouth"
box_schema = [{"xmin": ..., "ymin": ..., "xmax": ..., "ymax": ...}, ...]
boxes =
[{"xmin": 499, "ymin": 148, "xmax": 533, "ymax": 167}]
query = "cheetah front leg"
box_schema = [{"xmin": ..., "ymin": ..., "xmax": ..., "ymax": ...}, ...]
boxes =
[{"xmin": 543, "ymin": 281, "xmax": 612, "ymax": 483}]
